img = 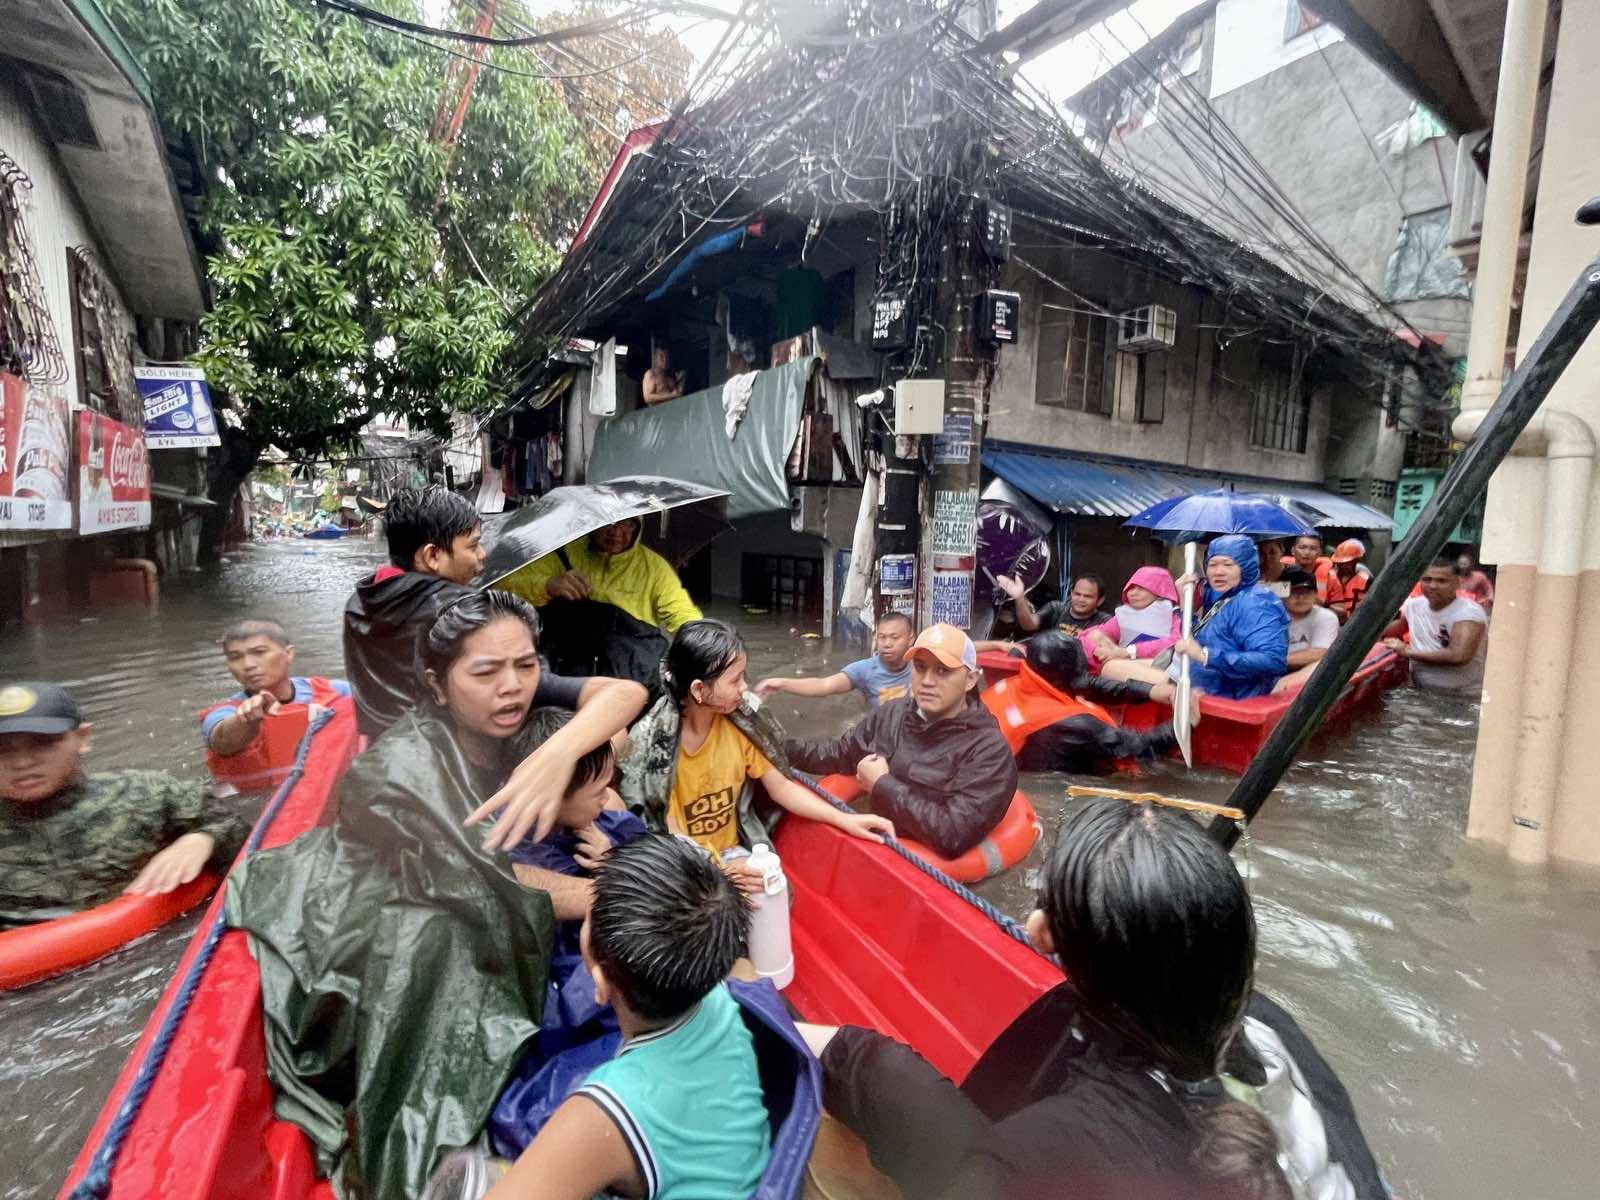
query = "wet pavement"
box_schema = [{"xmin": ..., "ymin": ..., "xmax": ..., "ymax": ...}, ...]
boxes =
[{"xmin": 2, "ymin": 537, "xmax": 1596, "ymax": 1199}]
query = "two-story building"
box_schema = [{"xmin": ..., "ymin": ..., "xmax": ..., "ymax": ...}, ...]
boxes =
[
  {"xmin": 1, "ymin": 0, "xmax": 209, "ymax": 624},
  {"xmin": 493, "ymin": 7, "xmax": 1437, "ymax": 632}
]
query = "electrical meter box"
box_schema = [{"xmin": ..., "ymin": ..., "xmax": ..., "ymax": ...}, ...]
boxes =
[
  {"xmin": 871, "ymin": 291, "xmax": 912, "ymax": 350},
  {"xmin": 894, "ymin": 379, "xmax": 947, "ymax": 435},
  {"xmin": 975, "ymin": 289, "xmax": 1021, "ymax": 347},
  {"xmin": 980, "ymin": 201, "xmax": 1012, "ymax": 262}
]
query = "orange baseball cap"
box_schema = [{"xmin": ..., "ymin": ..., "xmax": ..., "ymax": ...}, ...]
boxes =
[
  {"xmin": 1331, "ymin": 538, "xmax": 1366, "ymax": 564},
  {"xmin": 907, "ymin": 623, "xmax": 977, "ymax": 670}
]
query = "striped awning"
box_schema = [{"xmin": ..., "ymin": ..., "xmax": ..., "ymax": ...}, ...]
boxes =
[{"xmin": 981, "ymin": 443, "xmax": 1394, "ymax": 531}]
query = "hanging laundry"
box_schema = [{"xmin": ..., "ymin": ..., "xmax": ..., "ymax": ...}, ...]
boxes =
[{"xmin": 722, "ymin": 370, "xmax": 759, "ymax": 438}]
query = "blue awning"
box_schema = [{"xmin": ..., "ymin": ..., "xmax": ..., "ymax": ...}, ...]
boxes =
[{"xmin": 981, "ymin": 443, "xmax": 1394, "ymax": 531}]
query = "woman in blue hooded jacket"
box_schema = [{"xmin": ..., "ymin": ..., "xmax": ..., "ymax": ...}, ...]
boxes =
[{"xmin": 1102, "ymin": 535, "xmax": 1289, "ymax": 701}]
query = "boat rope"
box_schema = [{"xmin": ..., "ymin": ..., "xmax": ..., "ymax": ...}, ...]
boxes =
[
  {"xmin": 69, "ymin": 707, "xmax": 338, "ymax": 1200},
  {"xmin": 791, "ymin": 772, "xmax": 1037, "ymax": 951}
]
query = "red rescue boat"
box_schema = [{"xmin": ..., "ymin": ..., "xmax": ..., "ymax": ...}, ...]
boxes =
[
  {"xmin": 61, "ymin": 700, "xmax": 1054, "ymax": 1199},
  {"xmin": 977, "ymin": 647, "xmax": 1409, "ymax": 775}
]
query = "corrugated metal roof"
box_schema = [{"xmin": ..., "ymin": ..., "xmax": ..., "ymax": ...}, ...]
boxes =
[{"xmin": 981, "ymin": 444, "xmax": 1394, "ymax": 531}]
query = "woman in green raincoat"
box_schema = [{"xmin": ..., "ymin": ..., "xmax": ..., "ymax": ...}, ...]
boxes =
[{"xmin": 227, "ymin": 591, "xmax": 562, "ymax": 1199}]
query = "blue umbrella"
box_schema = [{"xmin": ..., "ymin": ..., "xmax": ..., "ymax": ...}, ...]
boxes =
[{"xmin": 1123, "ymin": 489, "xmax": 1318, "ymax": 540}]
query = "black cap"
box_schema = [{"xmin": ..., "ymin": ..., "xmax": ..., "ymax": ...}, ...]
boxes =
[
  {"xmin": 0, "ymin": 682, "xmax": 84, "ymax": 735},
  {"xmin": 1281, "ymin": 567, "xmax": 1317, "ymax": 591}
]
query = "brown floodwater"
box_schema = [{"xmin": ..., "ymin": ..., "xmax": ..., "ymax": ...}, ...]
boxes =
[{"xmin": 1, "ymin": 537, "xmax": 1595, "ymax": 1199}]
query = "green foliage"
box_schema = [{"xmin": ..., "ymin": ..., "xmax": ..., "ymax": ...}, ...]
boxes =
[{"xmin": 107, "ymin": 0, "xmax": 591, "ymax": 455}]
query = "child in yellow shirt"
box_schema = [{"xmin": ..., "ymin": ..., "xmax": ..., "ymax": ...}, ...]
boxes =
[{"xmin": 630, "ymin": 620, "xmax": 892, "ymax": 889}]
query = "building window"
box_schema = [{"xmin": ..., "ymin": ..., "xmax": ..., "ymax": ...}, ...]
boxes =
[
  {"xmin": 1284, "ymin": 1, "xmax": 1323, "ymax": 41},
  {"xmin": 1038, "ymin": 308, "xmax": 1113, "ymax": 415},
  {"xmin": 1248, "ymin": 354, "xmax": 1310, "ymax": 453},
  {"xmin": 67, "ymin": 246, "xmax": 141, "ymax": 428},
  {"xmin": 0, "ymin": 152, "xmax": 68, "ymax": 385},
  {"xmin": 1134, "ymin": 353, "xmax": 1167, "ymax": 423}
]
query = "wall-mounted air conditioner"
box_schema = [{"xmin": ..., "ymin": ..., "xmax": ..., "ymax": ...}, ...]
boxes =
[{"xmin": 1117, "ymin": 304, "xmax": 1177, "ymax": 352}]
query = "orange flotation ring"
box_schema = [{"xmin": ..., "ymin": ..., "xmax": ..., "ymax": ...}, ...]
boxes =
[
  {"xmin": 814, "ymin": 774, "xmax": 1041, "ymax": 884},
  {"xmin": 0, "ymin": 872, "xmax": 219, "ymax": 991}
]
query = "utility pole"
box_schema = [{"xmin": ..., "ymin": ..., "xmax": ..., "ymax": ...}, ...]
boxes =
[{"xmin": 918, "ymin": 189, "xmax": 997, "ymax": 630}]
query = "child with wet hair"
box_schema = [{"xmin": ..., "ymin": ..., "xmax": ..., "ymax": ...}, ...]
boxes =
[
  {"xmin": 503, "ymin": 707, "xmax": 643, "ymax": 921},
  {"xmin": 486, "ymin": 834, "xmax": 772, "ymax": 1200}
]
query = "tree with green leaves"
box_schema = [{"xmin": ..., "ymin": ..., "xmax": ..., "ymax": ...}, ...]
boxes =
[{"xmin": 106, "ymin": 0, "xmax": 594, "ymax": 553}]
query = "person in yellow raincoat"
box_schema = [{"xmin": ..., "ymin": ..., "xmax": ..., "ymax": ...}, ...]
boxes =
[{"xmin": 497, "ymin": 519, "xmax": 703, "ymax": 634}]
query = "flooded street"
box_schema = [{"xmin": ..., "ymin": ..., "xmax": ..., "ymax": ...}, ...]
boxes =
[{"xmin": 3, "ymin": 538, "xmax": 1597, "ymax": 1199}]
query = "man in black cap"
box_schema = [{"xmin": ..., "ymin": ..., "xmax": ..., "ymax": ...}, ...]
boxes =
[{"xmin": 0, "ymin": 682, "xmax": 248, "ymax": 918}]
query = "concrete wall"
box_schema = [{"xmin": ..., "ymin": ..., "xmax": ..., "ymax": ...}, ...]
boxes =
[
  {"xmin": 0, "ymin": 79, "xmax": 111, "ymax": 419},
  {"xmin": 988, "ymin": 236, "xmax": 1359, "ymax": 484},
  {"xmin": 1208, "ymin": 37, "xmax": 1472, "ymax": 354},
  {"xmin": 1209, "ymin": 0, "xmax": 1345, "ymax": 99},
  {"xmin": 1470, "ymin": 0, "xmax": 1600, "ymax": 866}
]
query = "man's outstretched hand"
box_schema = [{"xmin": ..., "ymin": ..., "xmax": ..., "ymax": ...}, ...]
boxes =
[{"xmin": 125, "ymin": 832, "xmax": 215, "ymax": 896}]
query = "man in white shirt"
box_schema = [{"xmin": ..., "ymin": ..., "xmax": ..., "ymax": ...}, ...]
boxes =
[
  {"xmin": 1384, "ymin": 557, "xmax": 1488, "ymax": 696},
  {"xmin": 1272, "ymin": 567, "xmax": 1339, "ymax": 693}
]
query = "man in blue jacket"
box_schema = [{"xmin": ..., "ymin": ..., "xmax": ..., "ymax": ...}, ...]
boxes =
[{"xmin": 1102, "ymin": 534, "xmax": 1289, "ymax": 700}]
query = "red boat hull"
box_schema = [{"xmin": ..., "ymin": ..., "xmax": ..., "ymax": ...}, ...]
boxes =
[
  {"xmin": 977, "ymin": 647, "xmax": 1408, "ymax": 774},
  {"xmin": 63, "ymin": 701, "xmax": 1055, "ymax": 1198}
]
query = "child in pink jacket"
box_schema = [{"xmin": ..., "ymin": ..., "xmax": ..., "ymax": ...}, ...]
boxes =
[{"xmin": 1079, "ymin": 566, "xmax": 1182, "ymax": 672}]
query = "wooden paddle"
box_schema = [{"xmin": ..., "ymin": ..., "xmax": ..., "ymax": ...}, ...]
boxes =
[{"xmin": 1175, "ymin": 541, "xmax": 1197, "ymax": 767}]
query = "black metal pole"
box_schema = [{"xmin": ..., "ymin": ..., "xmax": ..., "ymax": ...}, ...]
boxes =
[{"xmin": 1210, "ymin": 253, "xmax": 1600, "ymax": 848}]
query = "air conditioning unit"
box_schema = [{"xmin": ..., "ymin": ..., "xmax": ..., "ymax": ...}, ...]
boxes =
[{"xmin": 1117, "ymin": 305, "xmax": 1177, "ymax": 353}]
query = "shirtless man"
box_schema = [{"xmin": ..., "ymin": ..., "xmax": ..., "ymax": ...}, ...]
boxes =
[{"xmin": 642, "ymin": 346, "xmax": 684, "ymax": 406}]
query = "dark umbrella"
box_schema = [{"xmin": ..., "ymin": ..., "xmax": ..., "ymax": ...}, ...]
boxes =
[
  {"xmin": 479, "ymin": 475, "xmax": 733, "ymax": 586},
  {"xmin": 1122, "ymin": 488, "xmax": 1318, "ymax": 540}
]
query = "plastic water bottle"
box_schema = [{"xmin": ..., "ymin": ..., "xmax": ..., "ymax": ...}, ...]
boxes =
[{"xmin": 745, "ymin": 843, "xmax": 794, "ymax": 990}]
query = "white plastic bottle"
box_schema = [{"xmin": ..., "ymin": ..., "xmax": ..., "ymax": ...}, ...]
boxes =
[{"xmin": 744, "ymin": 843, "xmax": 794, "ymax": 990}]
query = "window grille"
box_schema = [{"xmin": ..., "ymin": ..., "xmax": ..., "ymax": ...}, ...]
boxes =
[{"xmin": 0, "ymin": 152, "xmax": 68, "ymax": 385}]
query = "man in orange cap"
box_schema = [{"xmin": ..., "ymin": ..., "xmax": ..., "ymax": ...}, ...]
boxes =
[
  {"xmin": 1329, "ymin": 538, "xmax": 1369, "ymax": 621},
  {"xmin": 782, "ymin": 624, "xmax": 1017, "ymax": 859}
]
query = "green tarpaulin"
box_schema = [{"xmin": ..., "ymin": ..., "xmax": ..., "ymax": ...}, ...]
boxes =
[{"xmin": 588, "ymin": 358, "xmax": 812, "ymax": 519}]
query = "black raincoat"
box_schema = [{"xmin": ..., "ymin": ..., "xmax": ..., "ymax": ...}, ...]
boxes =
[
  {"xmin": 226, "ymin": 712, "xmax": 555, "ymax": 1199},
  {"xmin": 342, "ymin": 569, "xmax": 472, "ymax": 739}
]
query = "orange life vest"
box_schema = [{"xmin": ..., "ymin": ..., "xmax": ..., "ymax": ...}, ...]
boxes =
[
  {"xmin": 980, "ymin": 661, "xmax": 1118, "ymax": 755},
  {"xmin": 199, "ymin": 677, "xmax": 345, "ymax": 790}
]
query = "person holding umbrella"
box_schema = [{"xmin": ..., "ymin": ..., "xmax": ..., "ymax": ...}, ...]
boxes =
[
  {"xmin": 1101, "ymin": 535, "xmax": 1289, "ymax": 701},
  {"xmin": 498, "ymin": 518, "xmax": 703, "ymax": 636}
]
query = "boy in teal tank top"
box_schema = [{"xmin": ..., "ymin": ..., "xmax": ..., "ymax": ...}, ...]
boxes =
[{"xmin": 486, "ymin": 835, "xmax": 770, "ymax": 1199}]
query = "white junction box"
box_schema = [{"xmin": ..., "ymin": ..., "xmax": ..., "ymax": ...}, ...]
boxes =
[{"xmin": 894, "ymin": 379, "xmax": 947, "ymax": 435}]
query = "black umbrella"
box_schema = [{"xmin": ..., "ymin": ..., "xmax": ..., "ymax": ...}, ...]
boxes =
[{"xmin": 479, "ymin": 475, "xmax": 733, "ymax": 585}]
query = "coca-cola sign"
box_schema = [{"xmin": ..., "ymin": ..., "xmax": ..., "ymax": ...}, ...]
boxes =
[
  {"xmin": 0, "ymin": 372, "xmax": 72, "ymax": 532},
  {"xmin": 77, "ymin": 409, "xmax": 151, "ymax": 534}
]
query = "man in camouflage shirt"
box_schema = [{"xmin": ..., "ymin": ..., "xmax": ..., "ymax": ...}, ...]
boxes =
[{"xmin": 0, "ymin": 681, "xmax": 248, "ymax": 918}]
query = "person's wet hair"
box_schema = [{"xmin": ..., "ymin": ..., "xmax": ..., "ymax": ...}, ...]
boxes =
[
  {"xmin": 420, "ymin": 590, "xmax": 540, "ymax": 687},
  {"xmin": 220, "ymin": 618, "xmax": 289, "ymax": 648},
  {"xmin": 1025, "ymin": 630, "xmax": 1089, "ymax": 692},
  {"xmin": 588, "ymin": 834, "xmax": 749, "ymax": 1021},
  {"xmin": 384, "ymin": 485, "xmax": 481, "ymax": 570},
  {"xmin": 876, "ymin": 610, "xmax": 914, "ymax": 633},
  {"xmin": 1039, "ymin": 800, "xmax": 1289, "ymax": 1197},
  {"xmin": 1430, "ymin": 556, "xmax": 1460, "ymax": 575},
  {"xmin": 662, "ymin": 619, "xmax": 744, "ymax": 707},
  {"xmin": 513, "ymin": 707, "xmax": 613, "ymax": 794}
]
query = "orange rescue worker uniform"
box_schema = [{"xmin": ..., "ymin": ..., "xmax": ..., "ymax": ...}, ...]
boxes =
[
  {"xmin": 198, "ymin": 676, "xmax": 348, "ymax": 790},
  {"xmin": 982, "ymin": 661, "xmax": 1118, "ymax": 754}
]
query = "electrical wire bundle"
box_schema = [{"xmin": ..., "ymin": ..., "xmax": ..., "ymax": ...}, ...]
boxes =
[{"xmin": 489, "ymin": 0, "xmax": 1439, "ymax": 403}]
